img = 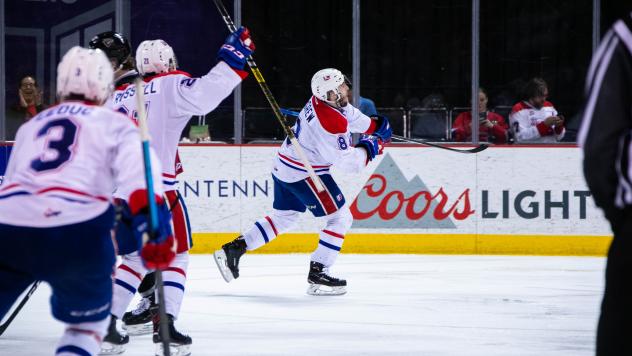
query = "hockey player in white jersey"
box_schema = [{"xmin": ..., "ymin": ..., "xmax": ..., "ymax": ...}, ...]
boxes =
[
  {"xmin": 105, "ymin": 27, "xmax": 255, "ymax": 354},
  {"xmin": 90, "ymin": 30, "xmax": 166, "ymax": 340},
  {"xmin": 214, "ymin": 68, "xmax": 392, "ymax": 295},
  {"xmin": 0, "ymin": 47, "xmax": 175, "ymax": 356}
]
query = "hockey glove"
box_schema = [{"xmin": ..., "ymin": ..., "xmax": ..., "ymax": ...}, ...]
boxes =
[
  {"xmin": 128, "ymin": 190, "xmax": 176, "ymax": 270},
  {"xmin": 217, "ymin": 26, "xmax": 255, "ymax": 71},
  {"xmin": 113, "ymin": 198, "xmax": 142, "ymax": 255},
  {"xmin": 371, "ymin": 115, "xmax": 392, "ymax": 142},
  {"xmin": 356, "ymin": 135, "xmax": 384, "ymax": 163}
]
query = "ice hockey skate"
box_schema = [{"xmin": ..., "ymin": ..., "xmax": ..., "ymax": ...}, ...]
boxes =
[
  {"xmin": 99, "ymin": 316, "xmax": 129, "ymax": 355},
  {"xmin": 307, "ymin": 261, "xmax": 347, "ymax": 296},
  {"xmin": 213, "ymin": 236, "xmax": 247, "ymax": 282},
  {"xmin": 153, "ymin": 313, "xmax": 192, "ymax": 356},
  {"xmin": 122, "ymin": 293, "xmax": 155, "ymax": 335}
]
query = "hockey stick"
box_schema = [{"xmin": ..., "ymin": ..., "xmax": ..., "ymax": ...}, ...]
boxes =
[
  {"xmin": 134, "ymin": 79, "xmax": 171, "ymax": 356},
  {"xmin": 0, "ymin": 280, "xmax": 40, "ymax": 336},
  {"xmin": 391, "ymin": 135, "xmax": 488, "ymax": 153},
  {"xmin": 212, "ymin": 0, "xmax": 325, "ymax": 192},
  {"xmin": 279, "ymin": 108, "xmax": 488, "ymax": 154}
]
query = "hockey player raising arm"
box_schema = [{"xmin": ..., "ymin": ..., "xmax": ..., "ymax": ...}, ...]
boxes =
[
  {"xmin": 214, "ymin": 68, "xmax": 391, "ymax": 295},
  {"xmin": 0, "ymin": 47, "xmax": 173, "ymax": 356},
  {"xmin": 103, "ymin": 27, "xmax": 255, "ymax": 354}
]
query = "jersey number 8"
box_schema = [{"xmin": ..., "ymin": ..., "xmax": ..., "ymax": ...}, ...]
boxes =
[{"xmin": 337, "ymin": 135, "xmax": 348, "ymax": 150}]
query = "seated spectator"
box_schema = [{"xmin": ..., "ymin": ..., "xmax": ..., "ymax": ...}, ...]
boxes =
[
  {"xmin": 5, "ymin": 76, "xmax": 46, "ymax": 140},
  {"xmin": 345, "ymin": 76, "xmax": 378, "ymax": 116},
  {"xmin": 452, "ymin": 88, "xmax": 508, "ymax": 144},
  {"xmin": 510, "ymin": 77, "xmax": 565, "ymax": 143}
]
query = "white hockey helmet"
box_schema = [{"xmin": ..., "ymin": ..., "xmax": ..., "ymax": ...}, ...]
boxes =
[
  {"xmin": 311, "ymin": 68, "xmax": 345, "ymax": 102},
  {"xmin": 56, "ymin": 46, "xmax": 114, "ymax": 103},
  {"xmin": 135, "ymin": 39, "xmax": 177, "ymax": 75}
]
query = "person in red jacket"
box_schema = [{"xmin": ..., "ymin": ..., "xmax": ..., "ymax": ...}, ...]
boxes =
[{"xmin": 452, "ymin": 88, "xmax": 508, "ymax": 144}]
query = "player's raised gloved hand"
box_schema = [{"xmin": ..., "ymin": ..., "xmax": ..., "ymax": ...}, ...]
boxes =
[
  {"xmin": 128, "ymin": 190, "xmax": 176, "ymax": 269},
  {"xmin": 371, "ymin": 115, "xmax": 392, "ymax": 142},
  {"xmin": 217, "ymin": 26, "xmax": 255, "ymax": 70},
  {"xmin": 356, "ymin": 135, "xmax": 384, "ymax": 163}
]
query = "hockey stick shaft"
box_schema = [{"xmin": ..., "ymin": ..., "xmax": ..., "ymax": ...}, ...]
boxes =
[
  {"xmin": 391, "ymin": 135, "xmax": 488, "ymax": 153},
  {"xmin": 279, "ymin": 108, "xmax": 488, "ymax": 154},
  {"xmin": 212, "ymin": 0, "xmax": 325, "ymax": 192},
  {"xmin": 0, "ymin": 280, "xmax": 40, "ymax": 336},
  {"xmin": 134, "ymin": 79, "xmax": 171, "ymax": 356}
]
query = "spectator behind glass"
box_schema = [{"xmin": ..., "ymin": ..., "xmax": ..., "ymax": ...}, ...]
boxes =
[
  {"xmin": 5, "ymin": 76, "xmax": 46, "ymax": 140},
  {"xmin": 509, "ymin": 77, "xmax": 565, "ymax": 143},
  {"xmin": 345, "ymin": 76, "xmax": 378, "ymax": 116},
  {"xmin": 452, "ymin": 88, "xmax": 508, "ymax": 144}
]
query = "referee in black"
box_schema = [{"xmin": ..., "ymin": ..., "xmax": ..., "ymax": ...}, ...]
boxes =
[{"xmin": 579, "ymin": 13, "xmax": 632, "ymax": 356}]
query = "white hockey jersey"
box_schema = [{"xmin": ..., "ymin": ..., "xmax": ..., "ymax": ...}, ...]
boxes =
[
  {"xmin": 107, "ymin": 61, "xmax": 243, "ymax": 190},
  {"xmin": 0, "ymin": 101, "xmax": 163, "ymax": 227},
  {"xmin": 273, "ymin": 96, "xmax": 373, "ymax": 183},
  {"xmin": 509, "ymin": 101, "xmax": 565, "ymax": 143}
]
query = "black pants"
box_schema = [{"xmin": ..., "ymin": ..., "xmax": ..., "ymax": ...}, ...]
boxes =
[{"xmin": 597, "ymin": 212, "xmax": 632, "ymax": 355}]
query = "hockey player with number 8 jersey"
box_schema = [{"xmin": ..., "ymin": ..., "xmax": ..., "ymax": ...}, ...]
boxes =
[{"xmin": 214, "ymin": 68, "xmax": 392, "ymax": 296}]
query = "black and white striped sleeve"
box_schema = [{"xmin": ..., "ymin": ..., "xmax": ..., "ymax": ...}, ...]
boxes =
[{"xmin": 579, "ymin": 16, "xmax": 632, "ymax": 215}]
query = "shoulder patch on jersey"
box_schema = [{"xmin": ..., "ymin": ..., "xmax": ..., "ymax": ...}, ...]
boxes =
[
  {"xmin": 142, "ymin": 70, "xmax": 192, "ymax": 83},
  {"xmin": 312, "ymin": 96, "xmax": 348, "ymax": 134}
]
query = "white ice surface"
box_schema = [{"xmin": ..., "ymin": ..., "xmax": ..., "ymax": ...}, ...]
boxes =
[{"xmin": 0, "ymin": 254, "xmax": 604, "ymax": 356}]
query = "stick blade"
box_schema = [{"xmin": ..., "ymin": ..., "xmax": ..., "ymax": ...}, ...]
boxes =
[{"xmin": 467, "ymin": 144, "xmax": 489, "ymax": 153}]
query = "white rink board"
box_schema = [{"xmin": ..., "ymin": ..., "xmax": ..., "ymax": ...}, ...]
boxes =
[{"xmin": 174, "ymin": 145, "xmax": 611, "ymax": 236}]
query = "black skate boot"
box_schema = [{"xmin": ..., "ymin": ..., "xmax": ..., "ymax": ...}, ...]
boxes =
[
  {"xmin": 99, "ymin": 315, "xmax": 129, "ymax": 355},
  {"xmin": 213, "ymin": 236, "xmax": 247, "ymax": 282},
  {"xmin": 307, "ymin": 261, "xmax": 347, "ymax": 296},
  {"xmin": 153, "ymin": 313, "xmax": 192, "ymax": 356},
  {"xmin": 122, "ymin": 292, "xmax": 155, "ymax": 335}
]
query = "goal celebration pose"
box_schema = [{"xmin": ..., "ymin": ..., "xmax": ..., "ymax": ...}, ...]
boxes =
[{"xmin": 103, "ymin": 27, "xmax": 255, "ymax": 355}]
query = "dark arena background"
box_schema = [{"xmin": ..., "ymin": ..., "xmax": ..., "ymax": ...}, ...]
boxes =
[{"xmin": 1, "ymin": 1, "xmax": 632, "ymax": 355}]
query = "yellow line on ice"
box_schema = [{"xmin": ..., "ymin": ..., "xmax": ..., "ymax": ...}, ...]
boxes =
[{"xmin": 189, "ymin": 233, "xmax": 611, "ymax": 256}]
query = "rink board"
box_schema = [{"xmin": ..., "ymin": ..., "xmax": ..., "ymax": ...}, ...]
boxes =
[
  {"xmin": 0, "ymin": 144, "xmax": 613, "ymax": 256},
  {"xmin": 173, "ymin": 144, "xmax": 612, "ymax": 256}
]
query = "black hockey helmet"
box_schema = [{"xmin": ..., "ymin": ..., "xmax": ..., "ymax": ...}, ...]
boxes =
[{"xmin": 88, "ymin": 31, "xmax": 131, "ymax": 69}]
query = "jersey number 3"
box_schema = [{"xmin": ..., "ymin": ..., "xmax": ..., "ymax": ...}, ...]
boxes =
[{"xmin": 30, "ymin": 118, "xmax": 78, "ymax": 172}]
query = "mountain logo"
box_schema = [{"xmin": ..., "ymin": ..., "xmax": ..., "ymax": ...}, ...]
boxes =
[{"xmin": 350, "ymin": 154, "xmax": 475, "ymax": 228}]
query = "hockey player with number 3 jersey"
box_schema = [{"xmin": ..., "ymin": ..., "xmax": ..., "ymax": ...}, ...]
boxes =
[
  {"xmin": 104, "ymin": 27, "xmax": 255, "ymax": 355},
  {"xmin": 214, "ymin": 68, "xmax": 392, "ymax": 296},
  {"xmin": 0, "ymin": 47, "xmax": 174, "ymax": 356}
]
